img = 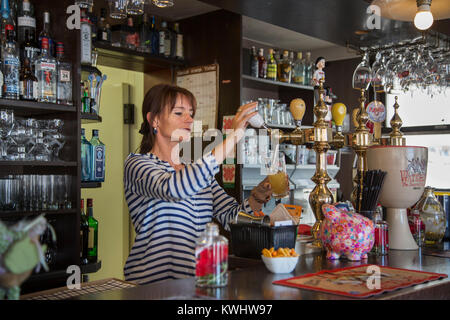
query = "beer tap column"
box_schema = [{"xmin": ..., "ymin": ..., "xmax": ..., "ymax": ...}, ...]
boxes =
[
  {"xmin": 351, "ymin": 89, "xmax": 372, "ymax": 211},
  {"xmin": 308, "ymin": 80, "xmax": 334, "ymax": 248}
]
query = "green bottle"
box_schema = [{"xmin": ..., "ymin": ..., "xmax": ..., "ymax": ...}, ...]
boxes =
[
  {"xmin": 266, "ymin": 48, "xmax": 277, "ymax": 81},
  {"xmin": 80, "ymin": 198, "xmax": 89, "ymax": 265},
  {"xmin": 86, "ymin": 198, "xmax": 98, "ymax": 263}
]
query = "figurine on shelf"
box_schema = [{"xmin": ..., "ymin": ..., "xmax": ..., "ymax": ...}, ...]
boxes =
[{"xmin": 313, "ymin": 57, "xmax": 333, "ymax": 121}]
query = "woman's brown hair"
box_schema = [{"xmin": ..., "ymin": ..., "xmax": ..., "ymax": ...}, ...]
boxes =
[{"xmin": 138, "ymin": 84, "xmax": 197, "ymax": 154}]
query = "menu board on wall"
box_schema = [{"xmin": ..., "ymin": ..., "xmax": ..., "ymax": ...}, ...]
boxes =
[{"xmin": 176, "ymin": 64, "xmax": 219, "ymax": 131}]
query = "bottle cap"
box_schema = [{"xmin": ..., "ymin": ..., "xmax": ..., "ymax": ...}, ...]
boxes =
[
  {"xmin": 92, "ymin": 129, "xmax": 99, "ymax": 136},
  {"xmin": 87, "ymin": 198, "xmax": 93, "ymax": 207}
]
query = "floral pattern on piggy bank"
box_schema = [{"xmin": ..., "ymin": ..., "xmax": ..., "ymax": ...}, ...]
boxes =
[{"xmin": 320, "ymin": 204, "xmax": 375, "ymax": 261}]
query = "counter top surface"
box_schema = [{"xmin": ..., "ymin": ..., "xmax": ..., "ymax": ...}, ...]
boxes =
[{"xmin": 75, "ymin": 246, "xmax": 450, "ymax": 300}]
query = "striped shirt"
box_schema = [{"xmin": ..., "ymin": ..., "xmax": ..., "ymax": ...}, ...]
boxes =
[{"xmin": 123, "ymin": 152, "xmax": 253, "ymax": 285}]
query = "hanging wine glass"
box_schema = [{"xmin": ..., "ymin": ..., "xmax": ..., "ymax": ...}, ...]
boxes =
[
  {"xmin": 127, "ymin": 0, "xmax": 146, "ymax": 15},
  {"xmin": 371, "ymin": 51, "xmax": 384, "ymax": 92},
  {"xmin": 352, "ymin": 50, "xmax": 372, "ymax": 91},
  {"xmin": 108, "ymin": 0, "xmax": 128, "ymax": 19}
]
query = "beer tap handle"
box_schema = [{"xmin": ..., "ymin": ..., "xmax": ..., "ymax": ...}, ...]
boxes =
[
  {"xmin": 331, "ymin": 102, "xmax": 347, "ymax": 149},
  {"xmin": 289, "ymin": 98, "xmax": 306, "ymax": 128}
]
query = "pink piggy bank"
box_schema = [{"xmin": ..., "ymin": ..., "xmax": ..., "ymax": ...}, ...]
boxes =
[{"xmin": 320, "ymin": 204, "xmax": 375, "ymax": 261}]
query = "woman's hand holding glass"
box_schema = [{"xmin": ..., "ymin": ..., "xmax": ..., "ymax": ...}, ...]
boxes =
[
  {"xmin": 249, "ymin": 177, "xmax": 272, "ymax": 212},
  {"xmin": 212, "ymin": 102, "xmax": 258, "ymax": 164}
]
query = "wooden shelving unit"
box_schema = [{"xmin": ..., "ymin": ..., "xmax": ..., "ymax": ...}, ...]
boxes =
[
  {"xmin": 81, "ymin": 181, "xmax": 102, "ymax": 189},
  {"xmin": 242, "ymin": 74, "xmax": 314, "ymax": 91},
  {"xmin": 93, "ymin": 41, "xmax": 186, "ymax": 73},
  {"xmin": 81, "ymin": 112, "xmax": 102, "ymax": 124}
]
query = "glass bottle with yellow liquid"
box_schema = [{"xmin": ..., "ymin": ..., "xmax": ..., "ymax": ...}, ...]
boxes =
[{"xmin": 266, "ymin": 48, "xmax": 277, "ymax": 81}]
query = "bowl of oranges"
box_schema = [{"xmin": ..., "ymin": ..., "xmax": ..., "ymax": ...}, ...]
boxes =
[{"xmin": 261, "ymin": 247, "xmax": 299, "ymax": 274}]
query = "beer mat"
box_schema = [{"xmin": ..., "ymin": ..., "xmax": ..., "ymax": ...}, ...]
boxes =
[
  {"xmin": 21, "ymin": 278, "xmax": 137, "ymax": 300},
  {"xmin": 421, "ymin": 248, "xmax": 450, "ymax": 259},
  {"xmin": 273, "ymin": 265, "xmax": 448, "ymax": 298}
]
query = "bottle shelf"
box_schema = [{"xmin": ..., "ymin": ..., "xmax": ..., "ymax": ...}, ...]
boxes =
[
  {"xmin": 81, "ymin": 113, "xmax": 102, "ymax": 123},
  {"xmin": 81, "ymin": 181, "xmax": 102, "ymax": 188},
  {"xmin": 80, "ymin": 260, "xmax": 102, "ymax": 274},
  {"xmin": 81, "ymin": 64, "xmax": 102, "ymax": 76},
  {"xmin": 242, "ymin": 74, "xmax": 314, "ymax": 91},
  {"xmin": 93, "ymin": 41, "xmax": 186, "ymax": 73},
  {"xmin": 28, "ymin": 260, "xmax": 102, "ymax": 283},
  {"xmin": 242, "ymin": 163, "xmax": 339, "ymax": 170},
  {"xmin": 0, "ymin": 209, "xmax": 77, "ymax": 219},
  {"xmin": 0, "ymin": 161, "xmax": 78, "ymax": 167},
  {"xmin": 0, "ymin": 98, "xmax": 76, "ymax": 116}
]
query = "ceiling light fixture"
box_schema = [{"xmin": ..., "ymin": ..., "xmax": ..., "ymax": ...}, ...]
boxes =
[{"xmin": 414, "ymin": 0, "xmax": 433, "ymax": 30}]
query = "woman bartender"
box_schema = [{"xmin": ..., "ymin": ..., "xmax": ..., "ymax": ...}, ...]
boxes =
[{"xmin": 123, "ymin": 84, "xmax": 272, "ymax": 285}]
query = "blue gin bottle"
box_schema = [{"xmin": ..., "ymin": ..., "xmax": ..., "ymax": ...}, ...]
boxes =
[{"xmin": 89, "ymin": 129, "xmax": 105, "ymax": 182}]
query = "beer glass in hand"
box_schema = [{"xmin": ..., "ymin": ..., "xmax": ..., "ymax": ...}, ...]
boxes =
[{"xmin": 263, "ymin": 151, "xmax": 289, "ymax": 203}]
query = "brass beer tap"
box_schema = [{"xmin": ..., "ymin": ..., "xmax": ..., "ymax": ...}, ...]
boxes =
[{"xmin": 267, "ymin": 80, "xmax": 347, "ymax": 249}]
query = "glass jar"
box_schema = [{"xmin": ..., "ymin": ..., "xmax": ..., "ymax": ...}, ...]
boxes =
[
  {"xmin": 408, "ymin": 208, "xmax": 425, "ymax": 247},
  {"xmin": 195, "ymin": 222, "xmax": 228, "ymax": 287},
  {"xmin": 416, "ymin": 187, "xmax": 446, "ymax": 245}
]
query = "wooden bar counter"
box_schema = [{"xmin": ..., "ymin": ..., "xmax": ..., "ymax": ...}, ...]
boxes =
[{"xmin": 74, "ymin": 246, "xmax": 450, "ymax": 300}]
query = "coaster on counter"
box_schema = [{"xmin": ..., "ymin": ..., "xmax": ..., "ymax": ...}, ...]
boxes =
[{"xmin": 273, "ymin": 264, "xmax": 447, "ymax": 298}]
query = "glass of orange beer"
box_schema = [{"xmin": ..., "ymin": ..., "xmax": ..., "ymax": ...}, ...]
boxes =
[{"xmin": 263, "ymin": 151, "xmax": 289, "ymax": 199}]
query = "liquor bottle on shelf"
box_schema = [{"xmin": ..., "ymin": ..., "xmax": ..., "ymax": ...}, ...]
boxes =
[
  {"xmin": 0, "ymin": 0, "xmax": 15, "ymax": 45},
  {"xmin": 81, "ymin": 128, "xmax": 91, "ymax": 182},
  {"xmin": 86, "ymin": 198, "xmax": 98, "ymax": 263},
  {"xmin": 80, "ymin": 198, "xmax": 89, "ymax": 265},
  {"xmin": 266, "ymin": 48, "xmax": 277, "ymax": 81},
  {"xmin": 38, "ymin": 11, "xmax": 53, "ymax": 56},
  {"xmin": 20, "ymin": 28, "xmax": 39, "ymax": 73},
  {"xmin": 19, "ymin": 51, "xmax": 37, "ymax": 100},
  {"xmin": 150, "ymin": 15, "xmax": 159, "ymax": 55},
  {"xmin": 56, "ymin": 42, "xmax": 72, "ymax": 105},
  {"xmin": 97, "ymin": 8, "xmax": 110, "ymax": 43},
  {"xmin": 304, "ymin": 51, "xmax": 313, "ymax": 86},
  {"xmin": 2, "ymin": 24, "xmax": 20, "ymax": 100},
  {"xmin": 159, "ymin": 21, "xmax": 171, "ymax": 57},
  {"xmin": 34, "ymin": 36, "xmax": 56, "ymax": 103},
  {"xmin": 80, "ymin": 9, "xmax": 92, "ymax": 65},
  {"xmin": 89, "ymin": 129, "xmax": 105, "ymax": 182},
  {"xmin": 292, "ymin": 51, "xmax": 305, "ymax": 85},
  {"xmin": 88, "ymin": 7, "xmax": 97, "ymax": 42},
  {"xmin": 169, "ymin": 22, "xmax": 176, "ymax": 59},
  {"xmin": 0, "ymin": 61, "xmax": 3, "ymax": 98},
  {"xmin": 250, "ymin": 46, "xmax": 258, "ymax": 78},
  {"xmin": 81, "ymin": 83, "xmax": 90, "ymax": 113},
  {"xmin": 257, "ymin": 48, "xmax": 266, "ymax": 79},
  {"xmin": 289, "ymin": 51, "xmax": 294, "ymax": 81},
  {"xmin": 173, "ymin": 22, "xmax": 183, "ymax": 59},
  {"xmin": 17, "ymin": 0, "xmax": 35, "ymax": 46},
  {"xmin": 138, "ymin": 14, "xmax": 150, "ymax": 53},
  {"xmin": 125, "ymin": 16, "xmax": 139, "ymax": 50},
  {"xmin": 279, "ymin": 50, "xmax": 292, "ymax": 83}
]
